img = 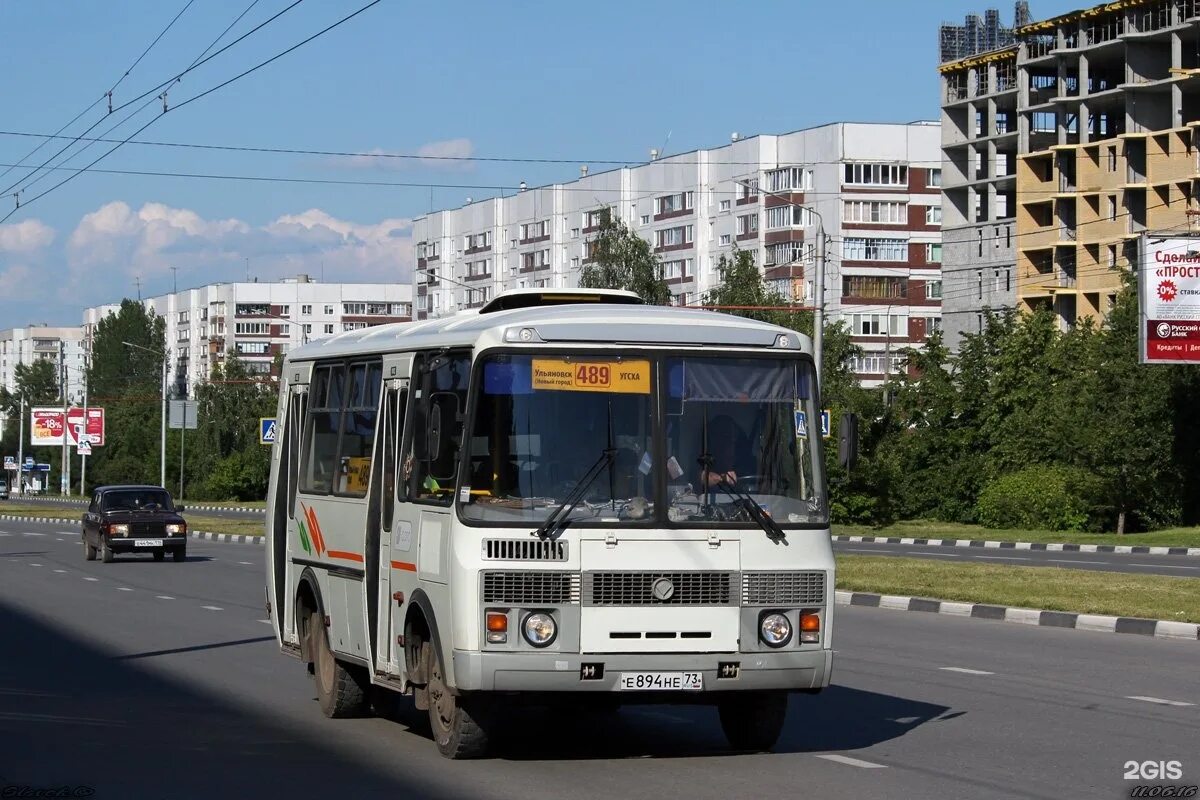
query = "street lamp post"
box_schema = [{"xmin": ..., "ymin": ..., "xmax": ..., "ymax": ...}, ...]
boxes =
[
  {"xmin": 123, "ymin": 340, "xmax": 167, "ymax": 488},
  {"xmin": 738, "ymin": 179, "xmax": 828, "ymax": 387}
]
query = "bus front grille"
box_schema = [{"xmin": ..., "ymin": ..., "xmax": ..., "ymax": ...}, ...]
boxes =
[
  {"xmin": 583, "ymin": 572, "xmax": 735, "ymax": 606},
  {"xmin": 481, "ymin": 571, "xmax": 581, "ymax": 605},
  {"xmin": 741, "ymin": 571, "xmax": 826, "ymax": 606},
  {"xmin": 482, "ymin": 538, "xmax": 567, "ymax": 561}
]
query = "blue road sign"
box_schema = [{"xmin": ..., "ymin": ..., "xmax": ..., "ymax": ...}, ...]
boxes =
[
  {"xmin": 820, "ymin": 410, "xmax": 831, "ymax": 438},
  {"xmin": 260, "ymin": 417, "xmax": 277, "ymax": 445},
  {"xmin": 795, "ymin": 410, "xmax": 808, "ymax": 438}
]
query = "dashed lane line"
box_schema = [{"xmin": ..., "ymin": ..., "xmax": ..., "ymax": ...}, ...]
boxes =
[
  {"xmin": 976, "ymin": 555, "xmax": 1032, "ymax": 561},
  {"xmin": 117, "ymin": 587, "xmax": 133, "ymax": 592},
  {"xmin": 29, "ymin": 563, "xmax": 42, "ymax": 567},
  {"xmin": 83, "ymin": 577, "xmax": 98, "ymax": 582},
  {"xmin": 814, "ymin": 754, "xmax": 888, "ymax": 769},
  {"xmin": 156, "ymin": 595, "xmax": 175, "ymax": 600},
  {"xmin": 1047, "ymin": 559, "xmax": 1108, "ymax": 565},
  {"xmin": 939, "ymin": 667, "xmax": 996, "ymax": 676},
  {"xmin": 257, "ymin": 619, "xmax": 272, "ymax": 625},
  {"xmin": 201, "ymin": 606, "xmax": 223, "ymax": 611},
  {"xmin": 53, "ymin": 569, "xmax": 66, "ymax": 573},
  {"xmin": 1128, "ymin": 563, "xmax": 1200, "ymax": 570},
  {"xmin": 1126, "ymin": 696, "xmax": 1194, "ymax": 707}
]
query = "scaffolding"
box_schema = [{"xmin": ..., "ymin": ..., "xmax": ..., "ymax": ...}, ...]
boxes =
[{"xmin": 939, "ymin": 2, "xmax": 1031, "ymax": 63}]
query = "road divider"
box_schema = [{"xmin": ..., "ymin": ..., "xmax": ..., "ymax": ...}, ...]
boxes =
[{"xmin": 834, "ymin": 534, "xmax": 1200, "ymax": 557}]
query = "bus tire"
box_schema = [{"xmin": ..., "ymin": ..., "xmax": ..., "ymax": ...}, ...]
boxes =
[
  {"xmin": 423, "ymin": 640, "xmax": 490, "ymax": 759},
  {"xmin": 717, "ymin": 691, "xmax": 787, "ymax": 752},
  {"xmin": 311, "ymin": 610, "xmax": 368, "ymax": 718}
]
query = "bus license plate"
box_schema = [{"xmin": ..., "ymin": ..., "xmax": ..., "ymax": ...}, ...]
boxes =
[
  {"xmin": 134, "ymin": 539, "xmax": 163, "ymax": 547},
  {"xmin": 618, "ymin": 672, "xmax": 703, "ymax": 691}
]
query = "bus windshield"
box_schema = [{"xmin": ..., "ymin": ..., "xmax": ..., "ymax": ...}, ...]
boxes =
[{"xmin": 459, "ymin": 352, "xmax": 825, "ymax": 528}]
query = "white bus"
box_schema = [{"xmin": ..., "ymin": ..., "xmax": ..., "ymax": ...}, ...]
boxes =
[{"xmin": 265, "ymin": 289, "xmax": 835, "ymax": 759}]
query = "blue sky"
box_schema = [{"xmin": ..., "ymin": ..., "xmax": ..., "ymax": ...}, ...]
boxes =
[{"xmin": 0, "ymin": 0, "xmax": 1076, "ymax": 325}]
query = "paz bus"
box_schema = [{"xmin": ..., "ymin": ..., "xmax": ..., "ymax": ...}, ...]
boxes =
[{"xmin": 264, "ymin": 288, "xmax": 835, "ymax": 759}]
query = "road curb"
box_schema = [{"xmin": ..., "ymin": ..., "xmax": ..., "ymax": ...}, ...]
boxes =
[
  {"xmin": 835, "ymin": 590, "xmax": 1200, "ymax": 641},
  {"xmin": 9, "ymin": 498, "xmax": 266, "ymax": 514},
  {"xmin": 0, "ymin": 514, "xmax": 263, "ymax": 545},
  {"xmin": 833, "ymin": 535, "xmax": 1200, "ymax": 557}
]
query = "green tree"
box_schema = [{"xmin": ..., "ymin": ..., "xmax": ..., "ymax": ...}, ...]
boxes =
[
  {"xmin": 186, "ymin": 354, "xmax": 276, "ymax": 500},
  {"xmin": 0, "ymin": 360, "xmax": 64, "ymax": 486},
  {"xmin": 578, "ymin": 208, "xmax": 671, "ymax": 304}
]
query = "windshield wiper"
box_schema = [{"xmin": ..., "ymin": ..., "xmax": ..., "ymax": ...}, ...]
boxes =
[
  {"xmin": 532, "ymin": 448, "xmax": 615, "ymax": 540},
  {"xmin": 699, "ymin": 455, "xmax": 787, "ymax": 545}
]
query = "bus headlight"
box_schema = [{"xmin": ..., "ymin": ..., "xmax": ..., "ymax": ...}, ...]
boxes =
[
  {"xmin": 522, "ymin": 612, "xmax": 557, "ymax": 647},
  {"xmin": 759, "ymin": 612, "xmax": 792, "ymax": 647}
]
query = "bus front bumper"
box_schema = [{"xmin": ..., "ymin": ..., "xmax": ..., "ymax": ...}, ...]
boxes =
[{"xmin": 452, "ymin": 648, "xmax": 832, "ymax": 693}]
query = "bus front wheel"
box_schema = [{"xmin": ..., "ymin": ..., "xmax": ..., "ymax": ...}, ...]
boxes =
[
  {"xmin": 422, "ymin": 641, "xmax": 491, "ymax": 759},
  {"xmin": 717, "ymin": 691, "xmax": 787, "ymax": 752}
]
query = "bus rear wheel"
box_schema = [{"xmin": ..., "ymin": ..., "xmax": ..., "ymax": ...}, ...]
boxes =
[
  {"xmin": 423, "ymin": 641, "xmax": 490, "ymax": 759},
  {"xmin": 717, "ymin": 691, "xmax": 787, "ymax": 752},
  {"xmin": 311, "ymin": 610, "xmax": 368, "ymax": 718}
]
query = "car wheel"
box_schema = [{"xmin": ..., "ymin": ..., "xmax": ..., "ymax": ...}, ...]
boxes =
[
  {"xmin": 172, "ymin": 548, "xmax": 186, "ymax": 562},
  {"xmin": 100, "ymin": 539, "xmax": 114, "ymax": 563},
  {"xmin": 717, "ymin": 691, "xmax": 788, "ymax": 752},
  {"xmin": 424, "ymin": 639, "xmax": 491, "ymax": 759},
  {"xmin": 311, "ymin": 610, "xmax": 368, "ymax": 718},
  {"xmin": 153, "ymin": 549, "xmax": 165, "ymax": 562},
  {"xmin": 84, "ymin": 536, "xmax": 97, "ymax": 561}
]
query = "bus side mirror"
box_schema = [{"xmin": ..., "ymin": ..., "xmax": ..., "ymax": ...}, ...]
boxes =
[{"xmin": 838, "ymin": 413, "xmax": 859, "ymax": 471}]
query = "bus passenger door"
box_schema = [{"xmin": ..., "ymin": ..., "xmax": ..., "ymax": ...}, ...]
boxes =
[
  {"xmin": 373, "ymin": 378, "xmax": 408, "ymax": 675},
  {"xmin": 273, "ymin": 385, "xmax": 307, "ymax": 645}
]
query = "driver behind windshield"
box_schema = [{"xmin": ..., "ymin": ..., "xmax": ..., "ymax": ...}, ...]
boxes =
[{"xmin": 700, "ymin": 414, "xmax": 750, "ymax": 490}]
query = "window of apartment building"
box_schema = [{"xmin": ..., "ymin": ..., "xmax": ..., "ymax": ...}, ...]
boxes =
[
  {"xmin": 927, "ymin": 168, "xmax": 942, "ymax": 187},
  {"xmin": 766, "ymin": 241, "xmax": 805, "ymax": 266},
  {"xmin": 925, "ymin": 317, "xmax": 944, "ymax": 335},
  {"xmin": 994, "ymin": 153, "xmax": 1010, "ymax": 177},
  {"xmin": 739, "ymin": 179, "xmax": 758, "ymax": 201},
  {"xmin": 235, "ymin": 322, "xmax": 269, "ymax": 335},
  {"xmin": 1108, "ymin": 195, "xmax": 1117, "ymax": 221},
  {"xmin": 655, "ymin": 192, "xmax": 694, "ymax": 215},
  {"xmin": 735, "ymin": 214, "xmax": 758, "ymax": 236},
  {"xmin": 570, "ymin": 227, "xmax": 580, "ymax": 239},
  {"xmin": 237, "ymin": 342, "xmax": 270, "ymax": 355},
  {"xmin": 279, "ymin": 305, "xmax": 290, "ymax": 316},
  {"xmin": 852, "ymin": 351, "xmax": 905, "ymax": 374},
  {"xmin": 1005, "ymin": 225, "xmax": 1011, "ymax": 248},
  {"xmin": 464, "ymin": 231, "xmax": 491, "ymax": 250},
  {"xmin": 719, "ymin": 199, "xmax": 731, "ymax": 213},
  {"xmin": 1107, "ymin": 244, "xmax": 1118, "ymax": 269},
  {"xmin": 343, "ymin": 302, "xmax": 367, "ymax": 315},
  {"xmin": 584, "ymin": 209, "xmax": 606, "ymax": 229},
  {"xmin": 842, "ymin": 275, "xmax": 907, "ymax": 299},
  {"xmin": 765, "ymin": 167, "xmax": 813, "ymax": 193},
  {"xmin": 927, "ymin": 243, "xmax": 943, "ymax": 263},
  {"xmin": 926, "ymin": 206, "xmax": 943, "ymax": 225},
  {"xmin": 467, "ymin": 259, "xmax": 491, "ymax": 278},
  {"xmin": 522, "ymin": 249, "xmax": 551, "ymax": 269},
  {"xmin": 977, "ymin": 270, "xmax": 983, "ymax": 299},
  {"xmin": 765, "ymin": 205, "xmax": 811, "ymax": 229},
  {"xmin": 1032, "ymin": 111, "xmax": 1055, "ymax": 133},
  {"xmin": 842, "ymin": 237, "xmax": 908, "ymax": 261},
  {"xmin": 236, "ymin": 303, "xmax": 269, "ymax": 316},
  {"xmin": 1107, "ymin": 146, "xmax": 1118, "ymax": 171},
  {"xmin": 657, "ymin": 225, "xmax": 694, "ymax": 247},
  {"xmin": 177, "ymin": 311, "xmax": 189, "ymax": 324},
  {"xmin": 843, "ymin": 163, "xmax": 908, "ymax": 187},
  {"xmin": 570, "ymin": 256, "xmax": 580, "ymax": 271},
  {"xmin": 852, "ymin": 313, "xmax": 906, "ymax": 336},
  {"xmin": 977, "ymin": 230, "xmax": 984, "ymax": 257},
  {"xmin": 663, "ymin": 258, "xmax": 693, "ymax": 280},
  {"xmin": 718, "ymin": 233, "xmax": 732, "ymax": 246},
  {"xmin": 926, "ymin": 280, "xmax": 943, "ymax": 299},
  {"xmin": 323, "ymin": 304, "xmax": 334, "ymax": 315},
  {"xmin": 176, "ymin": 329, "xmax": 189, "ymax": 341},
  {"xmin": 465, "ymin": 286, "xmax": 492, "ymax": 307},
  {"xmin": 519, "ymin": 221, "xmax": 549, "ymax": 240},
  {"xmin": 842, "ymin": 201, "xmax": 906, "ymax": 225},
  {"xmin": 343, "ymin": 322, "xmax": 368, "ymax": 332},
  {"xmin": 200, "ymin": 308, "xmax": 208, "ymax": 321},
  {"xmin": 1005, "ymin": 269, "xmax": 1012, "ymax": 291},
  {"xmin": 640, "ymin": 215, "xmax": 650, "ymax": 226},
  {"xmin": 324, "ymin": 324, "xmax": 334, "ymax": 334},
  {"xmin": 301, "ymin": 304, "xmax": 312, "ymax": 315}
]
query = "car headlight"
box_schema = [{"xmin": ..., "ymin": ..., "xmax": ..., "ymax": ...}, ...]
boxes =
[
  {"xmin": 166, "ymin": 523, "xmax": 186, "ymax": 535},
  {"xmin": 759, "ymin": 612, "xmax": 792, "ymax": 648},
  {"xmin": 110, "ymin": 524, "xmax": 129, "ymax": 536},
  {"xmin": 521, "ymin": 612, "xmax": 557, "ymax": 647}
]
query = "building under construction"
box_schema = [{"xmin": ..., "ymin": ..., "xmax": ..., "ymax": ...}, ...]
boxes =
[
  {"xmin": 939, "ymin": 0, "xmax": 1200, "ymax": 347},
  {"xmin": 939, "ymin": 2, "xmax": 1032, "ymax": 63}
]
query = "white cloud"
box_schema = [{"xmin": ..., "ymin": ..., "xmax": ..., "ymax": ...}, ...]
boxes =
[
  {"xmin": 0, "ymin": 219, "xmax": 55, "ymax": 253},
  {"xmin": 63, "ymin": 201, "xmax": 413, "ymax": 299},
  {"xmin": 328, "ymin": 138, "xmax": 475, "ymax": 171},
  {"xmin": 0, "ymin": 264, "xmax": 38, "ymax": 300}
]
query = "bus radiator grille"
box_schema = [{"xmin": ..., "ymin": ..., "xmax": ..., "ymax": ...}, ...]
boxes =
[
  {"xmin": 481, "ymin": 538, "xmax": 568, "ymax": 561},
  {"xmin": 741, "ymin": 571, "xmax": 826, "ymax": 606},
  {"xmin": 481, "ymin": 571, "xmax": 581, "ymax": 604},
  {"xmin": 583, "ymin": 572, "xmax": 736, "ymax": 606}
]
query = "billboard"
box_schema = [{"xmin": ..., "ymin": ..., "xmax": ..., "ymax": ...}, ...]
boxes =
[
  {"xmin": 30, "ymin": 407, "xmax": 106, "ymax": 447},
  {"xmin": 1140, "ymin": 234, "xmax": 1200, "ymax": 364}
]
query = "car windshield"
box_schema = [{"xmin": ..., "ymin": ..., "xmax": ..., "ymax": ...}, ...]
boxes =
[
  {"xmin": 664, "ymin": 356, "xmax": 823, "ymax": 526},
  {"xmin": 458, "ymin": 352, "xmax": 826, "ymax": 528},
  {"xmin": 460, "ymin": 354, "xmax": 655, "ymax": 525},
  {"xmin": 103, "ymin": 490, "xmax": 174, "ymax": 512}
]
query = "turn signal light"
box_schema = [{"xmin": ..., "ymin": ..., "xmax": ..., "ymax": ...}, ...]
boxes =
[
  {"xmin": 486, "ymin": 611, "xmax": 508, "ymax": 644},
  {"xmin": 799, "ymin": 612, "xmax": 820, "ymax": 643}
]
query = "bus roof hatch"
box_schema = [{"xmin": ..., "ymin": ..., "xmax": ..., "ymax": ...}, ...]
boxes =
[{"xmin": 476, "ymin": 288, "xmax": 643, "ymax": 314}]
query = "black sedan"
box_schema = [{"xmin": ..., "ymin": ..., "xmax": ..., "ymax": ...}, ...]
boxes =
[{"xmin": 82, "ymin": 485, "xmax": 188, "ymax": 563}]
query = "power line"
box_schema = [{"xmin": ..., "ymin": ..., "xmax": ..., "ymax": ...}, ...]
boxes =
[
  {"xmin": 0, "ymin": 0, "xmax": 380, "ymax": 224},
  {"xmin": 108, "ymin": 0, "xmax": 196, "ymax": 96}
]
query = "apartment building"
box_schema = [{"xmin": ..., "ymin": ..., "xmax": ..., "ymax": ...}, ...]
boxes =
[
  {"xmin": 941, "ymin": 0, "xmax": 1200, "ymax": 340},
  {"xmin": 0, "ymin": 324, "xmax": 87, "ymax": 406},
  {"xmin": 412, "ymin": 121, "xmax": 943, "ymax": 386},
  {"xmin": 82, "ymin": 275, "xmax": 412, "ymax": 397}
]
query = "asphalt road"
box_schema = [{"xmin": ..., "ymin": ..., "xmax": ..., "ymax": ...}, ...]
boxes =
[
  {"xmin": 1, "ymin": 517, "xmax": 1196, "ymax": 800},
  {"xmin": 833, "ymin": 538, "xmax": 1200, "ymax": 577}
]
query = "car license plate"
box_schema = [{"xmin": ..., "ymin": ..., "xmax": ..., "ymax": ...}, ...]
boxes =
[
  {"xmin": 134, "ymin": 539, "xmax": 163, "ymax": 547},
  {"xmin": 618, "ymin": 672, "xmax": 703, "ymax": 691}
]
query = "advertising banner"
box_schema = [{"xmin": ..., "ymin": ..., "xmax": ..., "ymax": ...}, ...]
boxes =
[
  {"xmin": 30, "ymin": 407, "xmax": 106, "ymax": 447},
  {"xmin": 1140, "ymin": 234, "xmax": 1200, "ymax": 363}
]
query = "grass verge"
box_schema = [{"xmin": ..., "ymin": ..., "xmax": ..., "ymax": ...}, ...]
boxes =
[
  {"xmin": 836, "ymin": 554, "xmax": 1200, "ymax": 623},
  {"xmin": 0, "ymin": 503, "xmax": 263, "ymax": 538},
  {"xmin": 833, "ymin": 520, "xmax": 1200, "ymax": 548}
]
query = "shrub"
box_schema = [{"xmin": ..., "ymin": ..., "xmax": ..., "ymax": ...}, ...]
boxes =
[{"xmin": 976, "ymin": 465, "xmax": 1102, "ymax": 531}]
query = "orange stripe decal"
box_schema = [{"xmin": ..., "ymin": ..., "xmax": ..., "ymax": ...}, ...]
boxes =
[
  {"xmin": 328, "ymin": 550, "xmax": 364, "ymax": 563},
  {"xmin": 390, "ymin": 560, "xmax": 417, "ymax": 572}
]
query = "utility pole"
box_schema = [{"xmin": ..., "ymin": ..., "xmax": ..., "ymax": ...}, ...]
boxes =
[
  {"xmin": 16, "ymin": 395, "xmax": 25, "ymax": 496},
  {"xmin": 80, "ymin": 353, "xmax": 89, "ymax": 496},
  {"xmin": 59, "ymin": 341, "xmax": 68, "ymax": 496}
]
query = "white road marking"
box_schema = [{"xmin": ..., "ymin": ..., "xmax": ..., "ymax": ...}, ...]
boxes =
[
  {"xmin": 1128, "ymin": 563, "xmax": 1200, "ymax": 570},
  {"xmin": 891, "ymin": 716, "xmax": 920, "ymax": 724},
  {"xmin": 842, "ymin": 548, "xmax": 883, "ymax": 553},
  {"xmin": 116, "ymin": 587, "xmax": 133, "ymax": 592},
  {"xmin": 1126, "ymin": 696, "xmax": 1194, "ymax": 707},
  {"xmin": 0, "ymin": 532, "xmax": 9, "ymax": 536},
  {"xmin": 201, "ymin": 605, "xmax": 223, "ymax": 611},
  {"xmin": 53, "ymin": 569, "xmax": 66, "ymax": 573},
  {"xmin": 939, "ymin": 667, "xmax": 995, "ymax": 676},
  {"xmin": 22, "ymin": 532, "xmax": 44, "ymax": 537},
  {"xmin": 917, "ymin": 551, "xmax": 962, "ymax": 557},
  {"xmin": 29, "ymin": 563, "xmax": 42, "ymax": 567},
  {"xmin": 83, "ymin": 577, "xmax": 98, "ymax": 582},
  {"xmin": 238, "ymin": 561, "xmax": 253, "ymax": 565},
  {"xmin": 815, "ymin": 754, "xmax": 888, "ymax": 769},
  {"xmin": 257, "ymin": 619, "xmax": 272, "ymax": 625},
  {"xmin": 976, "ymin": 555, "xmax": 1031, "ymax": 561},
  {"xmin": 156, "ymin": 595, "xmax": 175, "ymax": 600},
  {"xmin": 1047, "ymin": 559, "xmax": 1108, "ymax": 565}
]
